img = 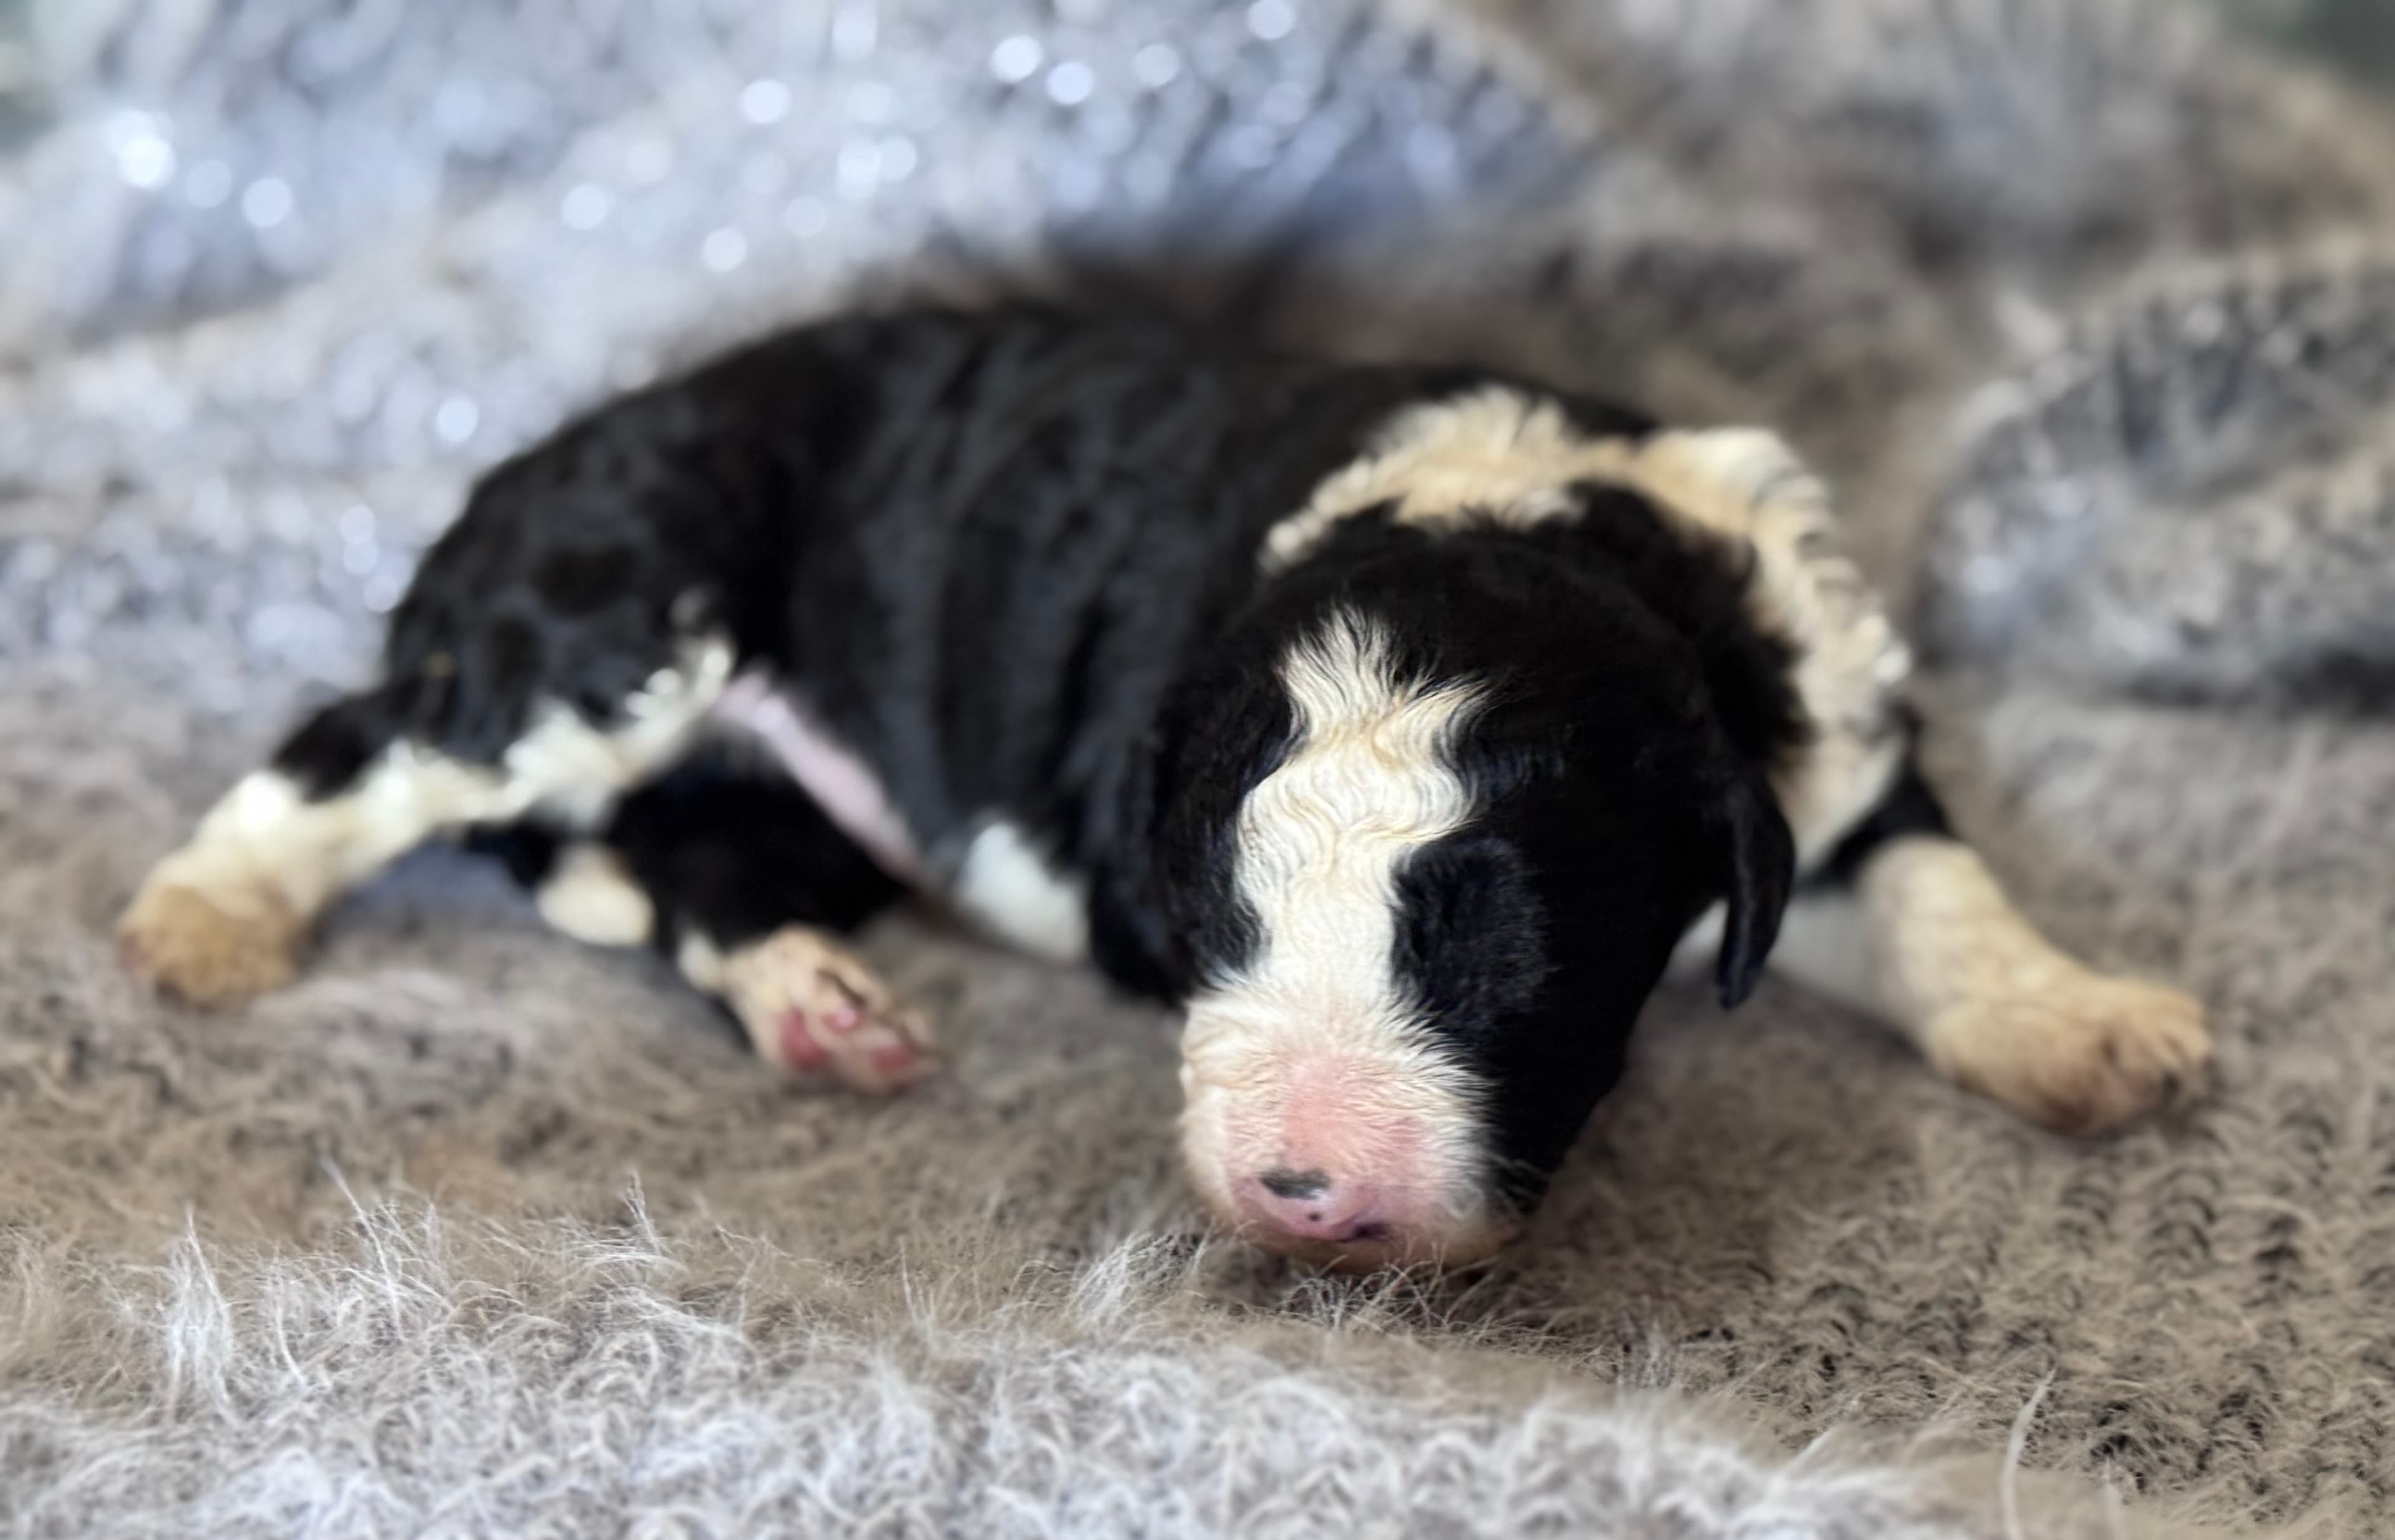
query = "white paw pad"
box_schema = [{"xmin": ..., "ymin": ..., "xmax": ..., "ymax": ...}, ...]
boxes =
[
  {"xmin": 718, "ymin": 926, "xmax": 937, "ymax": 1095},
  {"xmin": 1927, "ymin": 971, "xmax": 2212, "ymax": 1135}
]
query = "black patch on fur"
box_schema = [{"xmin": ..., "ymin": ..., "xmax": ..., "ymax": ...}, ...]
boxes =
[
  {"xmin": 273, "ymin": 684, "xmax": 407, "ymax": 799},
  {"xmin": 467, "ymin": 749, "xmax": 907, "ymax": 952},
  {"xmin": 462, "ymin": 821, "xmax": 564, "ymax": 889},
  {"xmin": 602, "ymin": 749, "xmax": 908, "ymax": 950},
  {"xmin": 1808, "ymin": 721, "xmax": 1953, "ymax": 889}
]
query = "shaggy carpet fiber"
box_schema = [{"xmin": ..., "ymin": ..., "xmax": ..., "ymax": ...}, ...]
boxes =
[{"xmin": 6, "ymin": 0, "xmax": 2395, "ymax": 1534}]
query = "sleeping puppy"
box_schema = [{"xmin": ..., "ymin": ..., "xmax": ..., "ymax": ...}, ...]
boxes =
[{"xmin": 119, "ymin": 304, "xmax": 2212, "ymax": 1268}]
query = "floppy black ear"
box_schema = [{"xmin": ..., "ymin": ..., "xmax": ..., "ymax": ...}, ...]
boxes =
[{"xmin": 1710, "ymin": 764, "xmax": 1794, "ymax": 1009}]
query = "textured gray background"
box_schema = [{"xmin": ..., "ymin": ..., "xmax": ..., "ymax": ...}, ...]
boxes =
[{"xmin": 5, "ymin": 1, "xmax": 2395, "ymax": 1536}]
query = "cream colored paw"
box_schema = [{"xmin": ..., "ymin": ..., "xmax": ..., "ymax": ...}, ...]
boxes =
[
  {"xmin": 533, "ymin": 843, "xmax": 656, "ymax": 947},
  {"xmin": 118, "ymin": 875, "xmax": 303, "ymax": 1007},
  {"xmin": 1924, "ymin": 971, "xmax": 2210, "ymax": 1135},
  {"xmin": 719, "ymin": 926, "xmax": 938, "ymax": 1095}
]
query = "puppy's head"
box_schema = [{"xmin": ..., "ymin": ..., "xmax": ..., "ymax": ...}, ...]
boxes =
[{"xmin": 1151, "ymin": 526, "xmax": 1796, "ymax": 1269}]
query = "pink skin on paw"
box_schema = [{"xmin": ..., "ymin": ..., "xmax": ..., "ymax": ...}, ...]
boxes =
[
  {"xmin": 778, "ymin": 1010, "xmax": 833, "ymax": 1070},
  {"xmin": 721, "ymin": 926, "xmax": 939, "ymax": 1095}
]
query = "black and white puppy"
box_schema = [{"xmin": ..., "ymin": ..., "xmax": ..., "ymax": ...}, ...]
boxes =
[{"xmin": 121, "ymin": 304, "xmax": 2212, "ymax": 1267}]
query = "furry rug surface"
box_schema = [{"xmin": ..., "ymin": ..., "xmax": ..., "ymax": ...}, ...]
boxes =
[{"xmin": 6, "ymin": 1, "xmax": 2395, "ymax": 1534}]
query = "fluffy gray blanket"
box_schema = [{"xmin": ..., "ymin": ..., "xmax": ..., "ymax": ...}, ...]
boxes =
[{"xmin": 6, "ymin": 1, "xmax": 2395, "ymax": 1534}]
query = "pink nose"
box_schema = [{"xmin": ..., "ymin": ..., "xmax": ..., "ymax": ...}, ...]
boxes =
[{"xmin": 1249, "ymin": 1168, "xmax": 1383, "ymax": 1242}]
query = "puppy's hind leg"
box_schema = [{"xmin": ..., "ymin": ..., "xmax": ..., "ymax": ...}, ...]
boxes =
[
  {"xmin": 1768, "ymin": 767, "xmax": 2212, "ymax": 1134},
  {"xmin": 489, "ymin": 758, "xmax": 933, "ymax": 1093},
  {"xmin": 121, "ymin": 684, "xmax": 421, "ymax": 1005},
  {"xmin": 606, "ymin": 760, "xmax": 934, "ymax": 1095},
  {"xmin": 120, "ymin": 638, "xmax": 734, "ymax": 1006}
]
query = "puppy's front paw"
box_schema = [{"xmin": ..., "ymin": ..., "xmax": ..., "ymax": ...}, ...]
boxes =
[
  {"xmin": 119, "ymin": 876, "xmax": 302, "ymax": 1007},
  {"xmin": 1925, "ymin": 972, "xmax": 2210, "ymax": 1135},
  {"xmin": 720, "ymin": 926, "xmax": 938, "ymax": 1095}
]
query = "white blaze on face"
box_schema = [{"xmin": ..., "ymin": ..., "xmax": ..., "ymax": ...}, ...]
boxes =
[{"xmin": 1178, "ymin": 610, "xmax": 1509, "ymax": 1264}]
